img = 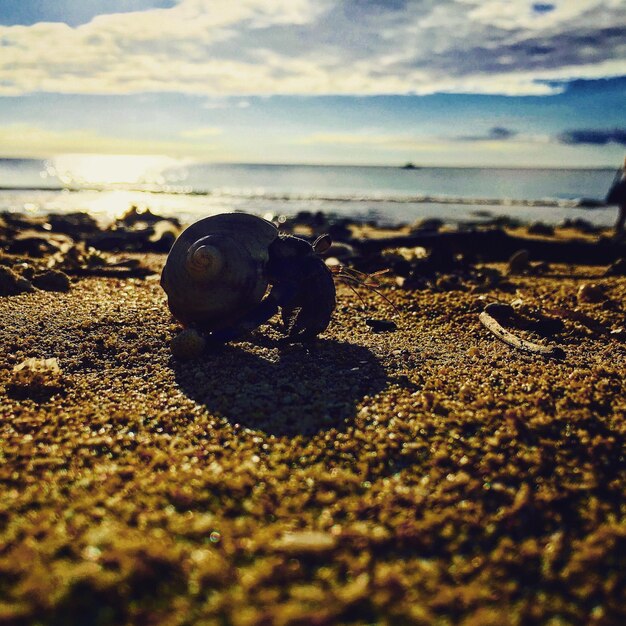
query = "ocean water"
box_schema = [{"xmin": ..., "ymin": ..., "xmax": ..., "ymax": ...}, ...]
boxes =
[{"xmin": 0, "ymin": 156, "xmax": 619, "ymax": 227}]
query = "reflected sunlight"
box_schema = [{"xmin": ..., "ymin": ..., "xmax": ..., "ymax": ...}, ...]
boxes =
[{"xmin": 47, "ymin": 154, "xmax": 184, "ymax": 187}]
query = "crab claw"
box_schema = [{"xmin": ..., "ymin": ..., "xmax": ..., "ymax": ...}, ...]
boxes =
[{"xmin": 279, "ymin": 256, "xmax": 336, "ymax": 340}]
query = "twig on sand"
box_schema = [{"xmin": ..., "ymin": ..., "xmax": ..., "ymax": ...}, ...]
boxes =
[{"xmin": 479, "ymin": 311, "xmax": 564, "ymax": 358}]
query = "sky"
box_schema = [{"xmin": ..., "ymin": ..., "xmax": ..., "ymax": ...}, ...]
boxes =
[{"xmin": 0, "ymin": 0, "xmax": 624, "ymax": 167}]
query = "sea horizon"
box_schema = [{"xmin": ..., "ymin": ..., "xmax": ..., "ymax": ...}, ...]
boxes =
[
  {"xmin": 0, "ymin": 155, "xmax": 619, "ymax": 172},
  {"xmin": 0, "ymin": 156, "xmax": 619, "ymax": 228}
]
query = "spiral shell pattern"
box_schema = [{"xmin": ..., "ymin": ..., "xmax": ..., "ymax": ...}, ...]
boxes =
[
  {"xmin": 185, "ymin": 241, "xmax": 224, "ymax": 281},
  {"xmin": 161, "ymin": 213, "xmax": 278, "ymax": 331}
]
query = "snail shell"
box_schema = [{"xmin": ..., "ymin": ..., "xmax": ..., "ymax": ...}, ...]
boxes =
[{"xmin": 161, "ymin": 213, "xmax": 278, "ymax": 331}]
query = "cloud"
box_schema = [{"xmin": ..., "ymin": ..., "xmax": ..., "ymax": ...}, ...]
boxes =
[
  {"xmin": 532, "ymin": 3, "xmax": 556, "ymax": 14},
  {"xmin": 557, "ymin": 128, "xmax": 626, "ymax": 145},
  {"xmin": 0, "ymin": 123, "xmax": 227, "ymax": 157},
  {"xmin": 296, "ymin": 131, "xmax": 454, "ymax": 152},
  {"xmin": 0, "ymin": 1, "xmax": 177, "ymax": 27},
  {"xmin": 0, "ymin": 0, "xmax": 624, "ymax": 97},
  {"xmin": 457, "ymin": 126, "xmax": 518, "ymax": 141},
  {"xmin": 296, "ymin": 130, "xmax": 523, "ymax": 152}
]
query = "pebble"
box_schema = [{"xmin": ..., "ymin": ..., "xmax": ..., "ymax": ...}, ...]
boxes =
[
  {"xmin": 605, "ymin": 257, "xmax": 626, "ymax": 277},
  {"xmin": 365, "ymin": 318, "xmax": 398, "ymax": 333},
  {"xmin": 0, "ymin": 266, "xmax": 34, "ymax": 296},
  {"xmin": 272, "ymin": 531, "xmax": 337, "ymax": 554},
  {"xmin": 32, "ymin": 270, "xmax": 71, "ymax": 292},
  {"xmin": 577, "ymin": 283, "xmax": 605, "ymax": 303},
  {"xmin": 170, "ymin": 328, "xmax": 207, "ymax": 360},
  {"xmin": 508, "ymin": 249, "xmax": 530, "ymax": 274}
]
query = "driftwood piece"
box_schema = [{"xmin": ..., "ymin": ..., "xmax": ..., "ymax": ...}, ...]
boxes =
[
  {"xmin": 353, "ymin": 229, "xmax": 626, "ymax": 265},
  {"xmin": 479, "ymin": 311, "xmax": 564, "ymax": 358}
]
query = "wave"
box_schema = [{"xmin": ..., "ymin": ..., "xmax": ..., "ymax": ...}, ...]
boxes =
[{"xmin": 0, "ymin": 183, "xmax": 606, "ymax": 209}]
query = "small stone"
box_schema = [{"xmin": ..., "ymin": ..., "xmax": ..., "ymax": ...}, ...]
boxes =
[
  {"xmin": 365, "ymin": 318, "xmax": 397, "ymax": 333},
  {"xmin": 605, "ymin": 258, "xmax": 626, "ymax": 277},
  {"xmin": 14, "ymin": 357, "xmax": 62, "ymax": 375},
  {"xmin": 508, "ymin": 249, "xmax": 529, "ymax": 274},
  {"xmin": 411, "ymin": 218, "xmax": 443, "ymax": 232},
  {"xmin": 0, "ymin": 266, "xmax": 34, "ymax": 296},
  {"xmin": 577, "ymin": 283, "xmax": 605, "ymax": 303},
  {"xmin": 610, "ymin": 328, "xmax": 626, "ymax": 341},
  {"xmin": 8, "ymin": 357, "xmax": 66, "ymax": 400},
  {"xmin": 170, "ymin": 328, "xmax": 207, "ymax": 360},
  {"xmin": 527, "ymin": 222, "xmax": 554, "ymax": 236},
  {"xmin": 272, "ymin": 531, "xmax": 337, "ymax": 554},
  {"xmin": 16, "ymin": 263, "xmax": 35, "ymax": 280},
  {"xmin": 32, "ymin": 270, "xmax": 71, "ymax": 292}
]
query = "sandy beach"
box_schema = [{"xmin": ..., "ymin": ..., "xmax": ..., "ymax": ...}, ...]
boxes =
[
  {"xmin": 0, "ymin": 211, "xmax": 625, "ymax": 625},
  {"xmin": 2, "ymin": 0, "xmax": 625, "ymax": 622}
]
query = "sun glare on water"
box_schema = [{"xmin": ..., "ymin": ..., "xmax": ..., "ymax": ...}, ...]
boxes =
[{"xmin": 45, "ymin": 154, "xmax": 184, "ymax": 187}]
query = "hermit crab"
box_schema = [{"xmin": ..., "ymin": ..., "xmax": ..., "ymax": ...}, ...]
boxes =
[{"xmin": 161, "ymin": 213, "xmax": 336, "ymax": 357}]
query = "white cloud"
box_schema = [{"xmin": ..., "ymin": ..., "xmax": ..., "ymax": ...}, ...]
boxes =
[
  {"xmin": 462, "ymin": 0, "xmax": 564, "ymax": 29},
  {"xmin": 0, "ymin": 0, "xmax": 624, "ymax": 97},
  {"xmin": 297, "ymin": 129, "xmax": 553, "ymax": 151},
  {"xmin": 0, "ymin": 123, "xmax": 227, "ymax": 157}
]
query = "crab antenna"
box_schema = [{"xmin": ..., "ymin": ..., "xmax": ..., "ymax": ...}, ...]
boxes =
[
  {"xmin": 331, "ymin": 264, "xmax": 400, "ymax": 313},
  {"xmin": 346, "ymin": 281, "xmax": 370, "ymax": 309},
  {"xmin": 336, "ymin": 266, "xmax": 390, "ymax": 287}
]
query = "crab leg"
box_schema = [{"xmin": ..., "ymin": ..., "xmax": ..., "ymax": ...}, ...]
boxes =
[{"xmin": 209, "ymin": 283, "xmax": 297, "ymax": 343}]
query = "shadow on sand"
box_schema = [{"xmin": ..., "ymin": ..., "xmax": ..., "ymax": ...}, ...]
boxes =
[{"xmin": 174, "ymin": 337, "xmax": 388, "ymax": 437}]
